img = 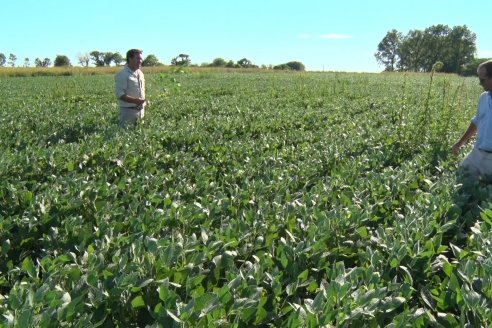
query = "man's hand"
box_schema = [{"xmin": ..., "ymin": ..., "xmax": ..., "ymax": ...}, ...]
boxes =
[
  {"xmin": 120, "ymin": 94, "xmax": 146, "ymax": 106},
  {"xmin": 135, "ymin": 98, "xmax": 146, "ymax": 106},
  {"xmin": 451, "ymin": 123, "xmax": 476, "ymax": 156}
]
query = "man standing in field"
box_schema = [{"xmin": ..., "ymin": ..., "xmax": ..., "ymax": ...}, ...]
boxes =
[
  {"xmin": 452, "ymin": 59, "xmax": 492, "ymax": 179},
  {"xmin": 115, "ymin": 49, "xmax": 146, "ymax": 127}
]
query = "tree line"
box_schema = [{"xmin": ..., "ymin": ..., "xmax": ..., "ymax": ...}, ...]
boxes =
[
  {"xmin": 375, "ymin": 24, "xmax": 486, "ymax": 75},
  {"xmin": 0, "ymin": 51, "xmax": 306, "ymax": 71},
  {"xmin": 0, "ymin": 52, "xmax": 142, "ymax": 68}
]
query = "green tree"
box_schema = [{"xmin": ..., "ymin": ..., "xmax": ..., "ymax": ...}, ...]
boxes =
[
  {"xmin": 113, "ymin": 52, "xmax": 124, "ymax": 66},
  {"xmin": 8, "ymin": 53, "xmax": 17, "ymax": 67},
  {"xmin": 377, "ymin": 24, "xmax": 477, "ymax": 73},
  {"xmin": 237, "ymin": 58, "xmax": 253, "ymax": 68},
  {"xmin": 420, "ymin": 24, "xmax": 452, "ymax": 72},
  {"xmin": 103, "ymin": 52, "xmax": 116, "ymax": 66},
  {"xmin": 142, "ymin": 54, "xmax": 161, "ymax": 66},
  {"xmin": 0, "ymin": 53, "xmax": 6, "ymax": 66},
  {"xmin": 54, "ymin": 55, "xmax": 71, "ymax": 67},
  {"xmin": 24, "ymin": 58, "xmax": 30, "ymax": 67},
  {"xmin": 419, "ymin": 24, "xmax": 475, "ymax": 74},
  {"xmin": 171, "ymin": 54, "xmax": 190, "ymax": 66},
  {"xmin": 398, "ymin": 30, "xmax": 426, "ymax": 72},
  {"xmin": 90, "ymin": 51, "xmax": 105, "ymax": 67},
  {"xmin": 445, "ymin": 25, "xmax": 476, "ymax": 74},
  {"xmin": 35, "ymin": 58, "xmax": 51, "ymax": 67},
  {"xmin": 375, "ymin": 29, "xmax": 402, "ymax": 71}
]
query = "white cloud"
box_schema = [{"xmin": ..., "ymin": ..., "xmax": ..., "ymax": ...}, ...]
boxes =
[{"xmin": 320, "ymin": 34, "xmax": 352, "ymax": 40}]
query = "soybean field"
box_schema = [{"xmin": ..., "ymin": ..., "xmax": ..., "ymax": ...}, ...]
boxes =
[{"xmin": 1, "ymin": 70, "xmax": 492, "ymax": 327}]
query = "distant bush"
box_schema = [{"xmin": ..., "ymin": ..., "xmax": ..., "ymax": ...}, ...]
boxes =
[
  {"xmin": 274, "ymin": 61, "xmax": 305, "ymax": 71},
  {"xmin": 210, "ymin": 58, "xmax": 227, "ymax": 67},
  {"xmin": 273, "ymin": 64, "xmax": 289, "ymax": 70},
  {"xmin": 142, "ymin": 54, "xmax": 161, "ymax": 67}
]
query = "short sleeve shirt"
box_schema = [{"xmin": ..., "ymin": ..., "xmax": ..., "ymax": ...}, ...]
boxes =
[
  {"xmin": 471, "ymin": 91, "xmax": 492, "ymax": 151},
  {"xmin": 115, "ymin": 65, "xmax": 145, "ymax": 108}
]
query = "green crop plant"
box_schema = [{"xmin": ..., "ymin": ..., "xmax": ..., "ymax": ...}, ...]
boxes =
[{"xmin": 0, "ymin": 71, "xmax": 489, "ymax": 327}]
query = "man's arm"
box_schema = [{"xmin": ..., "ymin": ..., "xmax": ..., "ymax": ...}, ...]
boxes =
[
  {"xmin": 120, "ymin": 94, "xmax": 146, "ymax": 106},
  {"xmin": 452, "ymin": 122, "xmax": 477, "ymax": 155}
]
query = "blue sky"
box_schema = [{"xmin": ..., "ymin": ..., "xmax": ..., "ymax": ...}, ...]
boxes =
[{"xmin": 2, "ymin": 0, "xmax": 491, "ymax": 72}]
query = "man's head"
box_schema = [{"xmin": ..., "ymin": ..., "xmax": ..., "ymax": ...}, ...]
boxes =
[
  {"xmin": 478, "ymin": 60, "xmax": 492, "ymax": 93},
  {"xmin": 126, "ymin": 49, "xmax": 143, "ymax": 71}
]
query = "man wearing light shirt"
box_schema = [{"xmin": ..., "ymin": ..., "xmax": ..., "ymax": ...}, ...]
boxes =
[
  {"xmin": 452, "ymin": 59, "xmax": 492, "ymax": 179},
  {"xmin": 115, "ymin": 49, "xmax": 146, "ymax": 126}
]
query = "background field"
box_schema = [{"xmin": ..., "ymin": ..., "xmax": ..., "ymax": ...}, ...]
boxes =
[{"xmin": 1, "ymin": 71, "xmax": 492, "ymax": 327}]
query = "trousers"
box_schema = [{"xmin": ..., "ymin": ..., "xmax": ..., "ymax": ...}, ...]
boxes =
[
  {"xmin": 460, "ymin": 147, "xmax": 492, "ymax": 179},
  {"xmin": 119, "ymin": 106, "xmax": 145, "ymax": 127}
]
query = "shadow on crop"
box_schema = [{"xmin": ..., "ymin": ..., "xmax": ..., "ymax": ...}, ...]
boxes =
[{"xmin": 45, "ymin": 123, "xmax": 101, "ymax": 146}]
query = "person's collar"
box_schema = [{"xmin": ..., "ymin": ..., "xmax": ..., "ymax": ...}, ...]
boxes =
[{"xmin": 125, "ymin": 65, "xmax": 139, "ymax": 74}]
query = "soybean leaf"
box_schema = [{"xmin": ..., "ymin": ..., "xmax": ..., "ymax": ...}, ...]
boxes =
[{"xmin": 131, "ymin": 296, "xmax": 145, "ymax": 309}]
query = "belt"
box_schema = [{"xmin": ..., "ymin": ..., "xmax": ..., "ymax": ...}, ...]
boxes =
[
  {"xmin": 479, "ymin": 148, "xmax": 492, "ymax": 153},
  {"xmin": 121, "ymin": 106, "xmax": 143, "ymax": 111}
]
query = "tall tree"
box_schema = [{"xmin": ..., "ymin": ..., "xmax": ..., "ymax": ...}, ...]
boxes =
[
  {"xmin": 24, "ymin": 57, "xmax": 30, "ymax": 67},
  {"xmin": 376, "ymin": 24, "xmax": 477, "ymax": 73},
  {"xmin": 0, "ymin": 53, "xmax": 7, "ymax": 66},
  {"xmin": 398, "ymin": 30, "xmax": 426, "ymax": 72},
  {"xmin": 375, "ymin": 29, "xmax": 402, "ymax": 71},
  {"xmin": 103, "ymin": 52, "xmax": 115, "ymax": 66},
  {"xmin": 8, "ymin": 53, "xmax": 17, "ymax": 67},
  {"xmin": 112, "ymin": 52, "xmax": 123, "ymax": 66},
  {"xmin": 90, "ymin": 51, "xmax": 105, "ymax": 67},
  {"xmin": 421, "ymin": 24, "xmax": 452, "ymax": 72},
  {"xmin": 445, "ymin": 25, "xmax": 476, "ymax": 74}
]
